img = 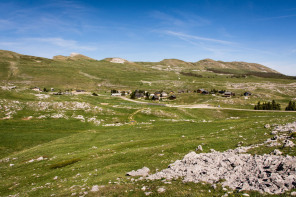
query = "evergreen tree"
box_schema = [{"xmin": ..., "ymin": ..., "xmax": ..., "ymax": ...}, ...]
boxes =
[
  {"xmin": 286, "ymin": 101, "xmax": 296, "ymax": 111},
  {"xmin": 255, "ymin": 100, "xmax": 281, "ymax": 110},
  {"xmin": 130, "ymin": 91, "xmax": 136, "ymax": 99},
  {"xmin": 145, "ymin": 92, "xmax": 150, "ymax": 100}
]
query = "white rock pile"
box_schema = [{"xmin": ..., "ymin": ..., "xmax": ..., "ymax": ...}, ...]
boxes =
[
  {"xmin": 146, "ymin": 150, "xmax": 296, "ymax": 194},
  {"xmin": 128, "ymin": 122, "xmax": 296, "ymax": 194},
  {"xmin": 126, "ymin": 167, "xmax": 150, "ymax": 177}
]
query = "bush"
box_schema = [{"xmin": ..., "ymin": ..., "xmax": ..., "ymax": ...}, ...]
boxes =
[
  {"xmin": 49, "ymin": 158, "xmax": 81, "ymax": 169},
  {"xmin": 180, "ymin": 72, "xmax": 203, "ymax": 78}
]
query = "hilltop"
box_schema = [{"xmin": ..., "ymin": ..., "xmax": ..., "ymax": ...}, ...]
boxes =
[{"xmin": 53, "ymin": 53, "xmax": 95, "ymax": 61}]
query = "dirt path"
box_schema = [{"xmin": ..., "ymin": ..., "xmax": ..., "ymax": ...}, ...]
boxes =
[
  {"xmin": 128, "ymin": 108, "xmax": 149, "ymax": 125},
  {"xmin": 119, "ymin": 96, "xmax": 296, "ymax": 113},
  {"xmin": 9, "ymin": 61, "xmax": 18, "ymax": 77}
]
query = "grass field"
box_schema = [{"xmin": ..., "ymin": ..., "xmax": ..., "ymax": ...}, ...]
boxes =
[
  {"xmin": 1, "ymin": 91, "xmax": 296, "ymax": 196},
  {"xmin": 1, "ymin": 50, "xmax": 296, "ymax": 196}
]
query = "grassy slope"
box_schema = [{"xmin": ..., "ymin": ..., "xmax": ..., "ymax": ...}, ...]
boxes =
[
  {"xmin": 0, "ymin": 92, "xmax": 296, "ymax": 196},
  {"xmin": 1, "ymin": 50, "xmax": 296, "ymax": 196}
]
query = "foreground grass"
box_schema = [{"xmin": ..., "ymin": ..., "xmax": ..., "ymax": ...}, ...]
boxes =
[{"xmin": 0, "ymin": 104, "xmax": 295, "ymax": 196}]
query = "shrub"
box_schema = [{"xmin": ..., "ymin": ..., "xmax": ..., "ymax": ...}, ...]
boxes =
[
  {"xmin": 49, "ymin": 158, "xmax": 81, "ymax": 169},
  {"xmin": 180, "ymin": 72, "xmax": 203, "ymax": 78}
]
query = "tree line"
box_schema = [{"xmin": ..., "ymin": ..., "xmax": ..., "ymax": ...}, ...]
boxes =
[{"xmin": 254, "ymin": 100, "xmax": 296, "ymax": 111}]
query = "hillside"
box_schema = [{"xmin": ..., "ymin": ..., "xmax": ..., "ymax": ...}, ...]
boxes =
[{"xmin": 1, "ymin": 49, "xmax": 296, "ymax": 196}]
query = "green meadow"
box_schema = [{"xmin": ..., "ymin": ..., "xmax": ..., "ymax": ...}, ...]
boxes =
[{"xmin": 1, "ymin": 50, "xmax": 296, "ymax": 196}]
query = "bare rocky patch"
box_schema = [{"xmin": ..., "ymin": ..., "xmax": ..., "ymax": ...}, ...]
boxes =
[{"xmin": 128, "ymin": 122, "xmax": 296, "ymax": 195}]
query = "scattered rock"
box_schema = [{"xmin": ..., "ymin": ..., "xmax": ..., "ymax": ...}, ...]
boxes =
[
  {"xmin": 141, "ymin": 186, "xmax": 146, "ymax": 191},
  {"xmin": 283, "ymin": 140, "xmax": 295, "ymax": 147},
  {"xmin": 196, "ymin": 145, "xmax": 203, "ymax": 151},
  {"xmin": 271, "ymin": 130, "xmax": 278, "ymax": 135},
  {"xmin": 90, "ymin": 185, "xmax": 100, "ymax": 192},
  {"xmin": 36, "ymin": 156, "xmax": 44, "ymax": 161},
  {"xmin": 9, "ymin": 164, "xmax": 14, "ymax": 167},
  {"xmin": 291, "ymin": 191, "xmax": 296, "ymax": 196},
  {"xmin": 157, "ymin": 187, "xmax": 166, "ymax": 193},
  {"xmin": 145, "ymin": 192, "xmax": 152, "ymax": 196},
  {"xmin": 126, "ymin": 167, "xmax": 150, "ymax": 177},
  {"xmin": 265, "ymin": 124, "xmax": 271, "ymax": 129},
  {"xmin": 272, "ymin": 149, "xmax": 282, "ymax": 155}
]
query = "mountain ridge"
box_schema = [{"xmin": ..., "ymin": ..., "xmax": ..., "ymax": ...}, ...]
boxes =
[{"xmin": 0, "ymin": 50, "xmax": 280, "ymax": 74}]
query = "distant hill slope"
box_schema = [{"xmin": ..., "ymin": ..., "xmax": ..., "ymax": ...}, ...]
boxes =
[
  {"xmin": 157, "ymin": 58, "xmax": 279, "ymax": 73},
  {"xmin": 53, "ymin": 53, "xmax": 95, "ymax": 61},
  {"xmin": 0, "ymin": 49, "xmax": 293, "ymax": 91}
]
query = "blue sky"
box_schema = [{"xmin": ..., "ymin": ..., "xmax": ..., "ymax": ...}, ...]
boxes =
[{"xmin": 0, "ymin": 0, "xmax": 296, "ymax": 75}]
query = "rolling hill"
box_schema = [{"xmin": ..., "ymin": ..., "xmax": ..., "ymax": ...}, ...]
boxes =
[{"xmin": 0, "ymin": 50, "xmax": 291, "ymax": 91}]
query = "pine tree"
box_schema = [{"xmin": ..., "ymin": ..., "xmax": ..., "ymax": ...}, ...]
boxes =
[
  {"xmin": 130, "ymin": 91, "xmax": 136, "ymax": 99},
  {"xmin": 286, "ymin": 101, "xmax": 296, "ymax": 111}
]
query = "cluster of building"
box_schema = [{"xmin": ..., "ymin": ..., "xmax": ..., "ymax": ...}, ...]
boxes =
[
  {"xmin": 111, "ymin": 88, "xmax": 252, "ymax": 100},
  {"xmin": 193, "ymin": 88, "xmax": 252, "ymax": 97},
  {"xmin": 111, "ymin": 90, "xmax": 176, "ymax": 100}
]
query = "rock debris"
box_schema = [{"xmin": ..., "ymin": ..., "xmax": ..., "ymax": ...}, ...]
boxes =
[{"xmin": 128, "ymin": 122, "xmax": 296, "ymax": 194}]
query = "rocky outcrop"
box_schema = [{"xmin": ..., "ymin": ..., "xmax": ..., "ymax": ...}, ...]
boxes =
[
  {"xmin": 146, "ymin": 150, "xmax": 296, "ymax": 194},
  {"xmin": 126, "ymin": 167, "xmax": 150, "ymax": 177},
  {"xmin": 129, "ymin": 122, "xmax": 296, "ymax": 194}
]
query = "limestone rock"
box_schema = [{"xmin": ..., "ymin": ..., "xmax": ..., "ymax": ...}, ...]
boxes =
[
  {"xmin": 196, "ymin": 145, "xmax": 203, "ymax": 151},
  {"xmin": 126, "ymin": 167, "xmax": 150, "ymax": 177},
  {"xmin": 265, "ymin": 124, "xmax": 271, "ymax": 129},
  {"xmin": 90, "ymin": 185, "xmax": 99, "ymax": 192}
]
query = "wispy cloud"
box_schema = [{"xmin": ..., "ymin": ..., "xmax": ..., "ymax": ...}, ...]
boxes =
[
  {"xmin": 27, "ymin": 37, "xmax": 97, "ymax": 51},
  {"xmin": 1, "ymin": 0, "xmax": 92, "ymax": 36},
  {"xmin": 150, "ymin": 10, "xmax": 211, "ymax": 28},
  {"xmin": 259, "ymin": 14, "xmax": 296, "ymax": 21},
  {"xmin": 0, "ymin": 37, "xmax": 97, "ymax": 51},
  {"xmin": 165, "ymin": 31, "xmax": 235, "ymax": 45}
]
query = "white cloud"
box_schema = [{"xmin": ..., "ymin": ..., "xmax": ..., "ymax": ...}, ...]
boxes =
[
  {"xmin": 0, "ymin": 37, "xmax": 97, "ymax": 59},
  {"xmin": 27, "ymin": 37, "xmax": 97, "ymax": 51}
]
